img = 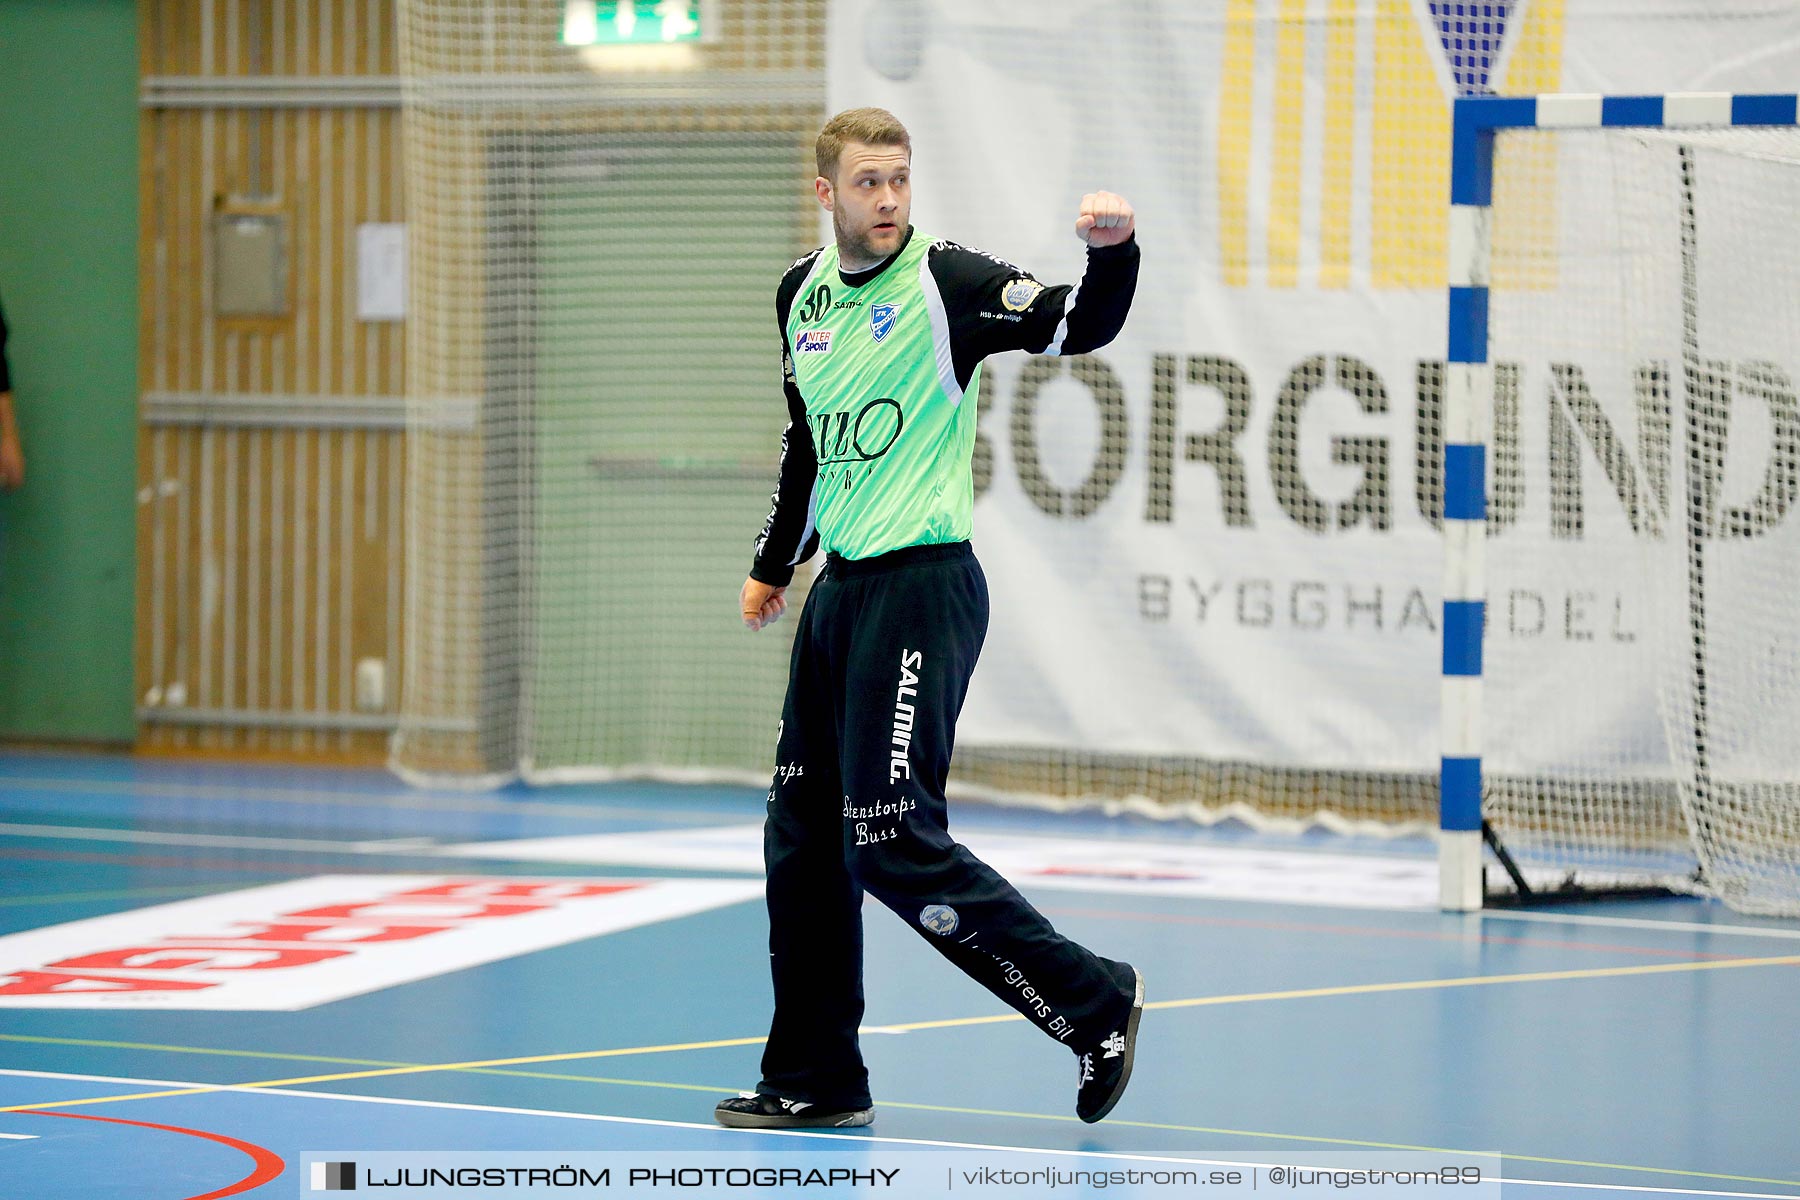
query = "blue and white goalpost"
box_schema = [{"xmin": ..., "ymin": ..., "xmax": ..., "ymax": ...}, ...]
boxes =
[{"xmin": 1439, "ymin": 92, "xmax": 1800, "ymax": 914}]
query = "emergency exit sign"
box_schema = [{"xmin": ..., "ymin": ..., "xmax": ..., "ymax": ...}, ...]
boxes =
[{"xmin": 562, "ymin": 0, "xmax": 712, "ymax": 45}]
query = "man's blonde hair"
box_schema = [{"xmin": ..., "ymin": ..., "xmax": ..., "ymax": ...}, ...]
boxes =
[{"xmin": 815, "ymin": 107, "xmax": 911, "ymax": 182}]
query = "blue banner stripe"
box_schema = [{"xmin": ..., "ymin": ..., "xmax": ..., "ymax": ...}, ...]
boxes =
[
  {"xmin": 1443, "ymin": 600, "xmax": 1484, "ymax": 676},
  {"xmin": 1447, "ymin": 286, "xmax": 1489, "ymax": 364},
  {"xmin": 1602, "ymin": 95, "xmax": 1663, "ymax": 126},
  {"xmin": 1444, "ymin": 444, "xmax": 1487, "ymax": 521},
  {"xmin": 1441, "ymin": 757, "xmax": 1483, "ymax": 832},
  {"xmin": 1733, "ymin": 94, "xmax": 1799, "ymax": 126}
]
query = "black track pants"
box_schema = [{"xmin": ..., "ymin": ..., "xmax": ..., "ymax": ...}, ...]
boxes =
[{"xmin": 756, "ymin": 541, "xmax": 1133, "ymax": 1109}]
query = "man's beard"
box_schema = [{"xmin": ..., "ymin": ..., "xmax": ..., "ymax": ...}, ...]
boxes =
[{"xmin": 834, "ymin": 206, "xmax": 898, "ymax": 266}]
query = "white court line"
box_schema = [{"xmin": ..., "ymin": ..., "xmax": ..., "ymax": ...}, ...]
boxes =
[
  {"xmin": 1, "ymin": 1070, "xmax": 1796, "ymax": 1198},
  {"xmin": 1483, "ymin": 910, "xmax": 1800, "ymax": 942},
  {"xmin": 0, "ymin": 773, "xmax": 745, "ymax": 826},
  {"xmin": 0, "ymin": 1132, "xmax": 38, "ymax": 1139},
  {"xmin": 0, "ymin": 821, "xmax": 723, "ymax": 864},
  {"xmin": 0, "ymin": 821, "xmax": 439, "ymax": 856}
]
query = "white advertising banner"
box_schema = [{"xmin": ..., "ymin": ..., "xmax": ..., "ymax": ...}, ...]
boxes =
[
  {"xmin": 0, "ymin": 875, "xmax": 764, "ymax": 1009},
  {"xmin": 826, "ymin": 0, "xmax": 1800, "ymax": 774}
]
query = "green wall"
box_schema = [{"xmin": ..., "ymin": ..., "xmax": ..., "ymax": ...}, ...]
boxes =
[{"xmin": 0, "ymin": 0, "xmax": 139, "ymax": 741}]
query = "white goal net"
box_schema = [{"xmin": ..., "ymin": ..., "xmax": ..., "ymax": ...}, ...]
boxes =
[
  {"xmin": 1482, "ymin": 123, "xmax": 1800, "ymax": 915},
  {"xmin": 391, "ymin": 2, "xmax": 828, "ymax": 786}
]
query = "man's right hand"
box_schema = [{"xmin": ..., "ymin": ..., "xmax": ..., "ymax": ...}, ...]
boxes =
[
  {"xmin": 0, "ymin": 393, "xmax": 20, "ymax": 491},
  {"xmin": 0, "ymin": 428, "xmax": 21, "ymax": 491},
  {"xmin": 741, "ymin": 577, "xmax": 788, "ymax": 631}
]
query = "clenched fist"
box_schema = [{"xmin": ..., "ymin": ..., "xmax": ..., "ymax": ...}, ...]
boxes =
[
  {"xmin": 1075, "ymin": 191, "xmax": 1135, "ymax": 248},
  {"xmin": 741, "ymin": 576, "xmax": 788, "ymax": 631}
]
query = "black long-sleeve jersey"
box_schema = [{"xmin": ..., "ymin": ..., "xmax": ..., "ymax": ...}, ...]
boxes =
[{"xmin": 0, "ymin": 293, "xmax": 11, "ymax": 394}]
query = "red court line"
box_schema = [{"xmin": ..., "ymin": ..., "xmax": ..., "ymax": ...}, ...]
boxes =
[
  {"xmin": 1036, "ymin": 906, "xmax": 1750, "ymax": 961},
  {"xmin": 17, "ymin": 1108, "xmax": 285, "ymax": 1200}
]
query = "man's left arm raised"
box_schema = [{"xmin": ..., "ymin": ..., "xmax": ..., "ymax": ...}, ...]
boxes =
[{"xmin": 926, "ymin": 191, "xmax": 1139, "ymax": 387}]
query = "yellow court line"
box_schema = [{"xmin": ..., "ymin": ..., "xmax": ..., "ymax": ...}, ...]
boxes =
[
  {"xmin": 0, "ymin": 1034, "xmax": 735, "ymax": 1098},
  {"xmin": 0, "ymin": 1035, "xmax": 770, "ymax": 1114},
  {"xmin": 7, "ymin": 954, "xmax": 1798, "ymax": 1115},
  {"xmin": 880, "ymin": 953, "xmax": 1800, "ymax": 1031},
  {"xmin": 0, "ymin": 1033, "xmax": 412, "ymax": 1070},
  {"xmin": 1143, "ymin": 952, "xmax": 1800, "ymax": 1011},
  {"xmin": 4, "ymin": 1037, "xmax": 1798, "ymax": 1188}
]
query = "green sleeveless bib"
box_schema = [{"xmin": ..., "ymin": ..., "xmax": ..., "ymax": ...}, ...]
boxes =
[{"xmin": 784, "ymin": 234, "xmax": 981, "ymax": 560}]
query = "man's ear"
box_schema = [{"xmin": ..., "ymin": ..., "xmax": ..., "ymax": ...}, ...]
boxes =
[{"xmin": 814, "ymin": 175, "xmax": 834, "ymax": 212}]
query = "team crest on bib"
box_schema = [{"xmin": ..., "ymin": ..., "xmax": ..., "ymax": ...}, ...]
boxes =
[
  {"xmin": 1001, "ymin": 278, "xmax": 1043, "ymax": 312},
  {"xmin": 794, "ymin": 330, "xmax": 833, "ymax": 354},
  {"xmin": 870, "ymin": 302, "xmax": 901, "ymax": 343}
]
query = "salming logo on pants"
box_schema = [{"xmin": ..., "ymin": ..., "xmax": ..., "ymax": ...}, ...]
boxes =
[{"xmin": 757, "ymin": 541, "xmax": 1135, "ymax": 1109}]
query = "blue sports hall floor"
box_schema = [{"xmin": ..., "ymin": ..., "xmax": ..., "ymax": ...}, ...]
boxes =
[{"xmin": 0, "ymin": 750, "xmax": 1796, "ymax": 1198}]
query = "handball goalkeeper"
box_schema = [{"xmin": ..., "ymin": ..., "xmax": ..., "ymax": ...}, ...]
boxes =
[{"xmin": 721, "ymin": 107, "xmax": 1143, "ymax": 1130}]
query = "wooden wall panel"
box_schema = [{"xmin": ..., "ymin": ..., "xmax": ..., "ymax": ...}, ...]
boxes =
[
  {"xmin": 140, "ymin": 0, "xmax": 831, "ymax": 771},
  {"xmin": 137, "ymin": 0, "xmax": 406, "ymax": 762}
]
